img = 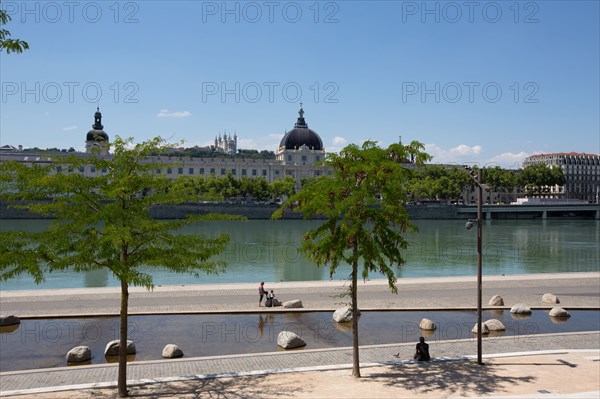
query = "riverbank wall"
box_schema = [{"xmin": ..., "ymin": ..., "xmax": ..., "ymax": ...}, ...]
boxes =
[{"xmin": 1, "ymin": 200, "xmax": 597, "ymax": 220}]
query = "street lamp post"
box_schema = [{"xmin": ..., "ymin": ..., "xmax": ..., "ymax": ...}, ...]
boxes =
[
  {"xmin": 476, "ymin": 168, "xmax": 483, "ymax": 365},
  {"xmin": 465, "ymin": 167, "xmax": 485, "ymax": 365}
]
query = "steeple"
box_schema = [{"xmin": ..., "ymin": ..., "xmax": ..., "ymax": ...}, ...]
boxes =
[
  {"xmin": 93, "ymin": 107, "xmax": 104, "ymax": 130},
  {"xmin": 294, "ymin": 103, "xmax": 308, "ymax": 128}
]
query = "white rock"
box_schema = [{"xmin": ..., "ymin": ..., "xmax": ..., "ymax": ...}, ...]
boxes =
[
  {"xmin": 333, "ymin": 306, "xmax": 353, "ymax": 323},
  {"xmin": 484, "ymin": 319, "xmax": 506, "ymax": 331},
  {"xmin": 66, "ymin": 346, "xmax": 91, "ymax": 362},
  {"xmin": 162, "ymin": 344, "xmax": 183, "ymax": 358},
  {"xmin": 510, "ymin": 304, "xmax": 532, "ymax": 314},
  {"xmin": 542, "ymin": 293, "xmax": 560, "ymax": 304},
  {"xmin": 419, "ymin": 318, "xmax": 436, "ymax": 330},
  {"xmin": 548, "ymin": 307, "xmax": 570, "ymax": 318},
  {"xmin": 488, "ymin": 295, "xmax": 504, "ymax": 306},
  {"xmin": 472, "ymin": 323, "xmax": 489, "ymax": 334},
  {"xmin": 283, "ymin": 299, "xmax": 303, "ymax": 308},
  {"xmin": 277, "ymin": 331, "xmax": 306, "ymax": 349},
  {"xmin": 104, "ymin": 340, "xmax": 136, "ymax": 356}
]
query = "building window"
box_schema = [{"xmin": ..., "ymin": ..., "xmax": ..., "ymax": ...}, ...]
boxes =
[
  {"xmin": 252, "ymin": 169, "xmax": 257, "ymax": 176},
  {"xmin": 316, "ymin": 156, "xmax": 320, "ymax": 161},
  {"xmin": 242, "ymin": 169, "xmax": 247, "ymax": 176},
  {"xmin": 301, "ymin": 155, "xmax": 307, "ymax": 162},
  {"xmin": 210, "ymin": 168, "xmax": 216, "ymax": 175},
  {"xmin": 287, "ymin": 155, "xmax": 292, "ymax": 161},
  {"xmin": 102, "ymin": 167, "xmax": 107, "ymax": 173},
  {"xmin": 178, "ymin": 167, "xmax": 183, "ymax": 175},
  {"xmin": 79, "ymin": 166, "xmax": 84, "ymax": 173},
  {"xmin": 90, "ymin": 166, "xmax": 96, "ymax": 173},
  {"xmin": 56, "ymin": 166, "xmax": 62, "ymax": 173},
  {"xmin": 167, "ymin": 168, "xmax": 172, "ymax": 174},
  {"xmin": 189, "ymin": 167, "xmax": 194, "ymax": 175},
  {"xmin": 199, "ymin": 168, "xmax": 204, "ymax": 175},
  {"xmin": 156, "ymin": 168, "xmax": 161, "ymax": 174},
  {"xmin": 221, "ymin": 168, "xmax": 226, "ymax": 175},
  {"xmin": 275, "ymin": 170, "xmax": 280, "ymax": 175},
  {"xmin": 315, "ymin": 170, "xmax": 321, "ymax": 176},
  {"xmin": 262, "ymin": 169, "xmax": 267, "ymax": 176},
  {"xmin": 232, "ymin": 169, "xmax": 236, "ymax": 175}
]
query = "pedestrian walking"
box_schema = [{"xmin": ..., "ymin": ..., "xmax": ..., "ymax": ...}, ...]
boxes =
[{"xmin": 258, "ymin": 282, "xmax": 266, "ymax": 306}]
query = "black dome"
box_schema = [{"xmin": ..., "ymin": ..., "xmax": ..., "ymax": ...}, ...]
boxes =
[
  {"xmin": 279, "ymin": 107, "xmax": 323, "ymax": 151},
  {"xmin": 86, "ymin": 107, "xmax": 109, "ymax": 142},
  {"xmin": 86, "ymin": 129, "xmax": 109, "ymax": 142}
]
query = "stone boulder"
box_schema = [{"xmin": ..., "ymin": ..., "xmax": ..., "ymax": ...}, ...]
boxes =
[
  {"xmin": 283, "ymin": 299, "xmax": 303, "ymax": 309},
  {"xmin": 484, "ymin": 319, "xmax": 506, "ymax": 331},
  {"xmin": 419, "ymin": 318, "xmax": 436, "ymax": 330},
  {"xmin": 472, "ymin": 322, "xmax": 489, "ymax": 334},
  {"xmin": 104, "ymin": 340, "xmax": 136, "ymax": 356},
  {"xmin": 548, "ymin": 307, "xmax": 570, "ymax": 318},
  {"xmin": 162, "ymin": 344, "xmax": 183, "ymax": 358},
  {"xmin": 277, "ymin": 331, "xmax": 306, "ymax": 349},
  {"xmin": 333, "ymin": 306, "xmax": 353, "ymax": 323},
  {"xmin": 66, "ymin": 346, "xmax": 92, "ymax": 362},
  {"xmin": 542, "ymin": 293, "xmax": 560, "ymax": 304},
  {"xmin": 0, "ymin": 315, "xmax": 20, "ymax": 326},
  {"xmin": 488, "ymin": 295, "xmax": 504, "ymax": 306},
  {"xmin": 510, "ymin": 304, "xmax": 532, "ymax": 314}
]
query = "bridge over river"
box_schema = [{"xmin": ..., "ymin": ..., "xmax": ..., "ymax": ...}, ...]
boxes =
[{"xmin": 457, "ymin": 204, "xmax": 600, "ymax": 220}]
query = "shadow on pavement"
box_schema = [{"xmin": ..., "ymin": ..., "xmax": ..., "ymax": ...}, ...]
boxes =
[
  {"xmin": 366, "ymin": 360, "xmax": 536, "ymax": 396},
  {"xmin": 71, "ymin": 373, "xmax": 308, "ymax": 399}
]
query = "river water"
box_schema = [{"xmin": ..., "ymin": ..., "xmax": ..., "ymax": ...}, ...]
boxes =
[{"xmin": 0, "ymin": 219, "xmax": 598, "ymax": 290}]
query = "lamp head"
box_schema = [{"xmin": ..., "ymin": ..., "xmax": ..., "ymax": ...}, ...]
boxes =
[{"xmin": 465, "ymin": 220, "xmax": 474, "ymax": 230}]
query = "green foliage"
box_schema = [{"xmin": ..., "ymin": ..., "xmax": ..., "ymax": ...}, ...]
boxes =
[
  {"xmin": 0, "ymin": 136, "xmax": 238, "ymax": 287},
  {"xmin": 518, "ymin": 163, "xmax": 565, "ymax": 196},
  {"xmin": 0, "ymin": 6, "xmax": 29, "ymax": 54},
  {"xmin": 275, "ymin": 140, "xmax": 430, "ymax": 287},
  {"xmin": 269, "ymin": 175, "xmax": 296, "ymax": 200}
]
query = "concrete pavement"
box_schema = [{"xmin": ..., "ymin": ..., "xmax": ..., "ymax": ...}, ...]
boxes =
[{"xmin": 1, "ymin": 272, "xmax": 599, "ymax": 317}]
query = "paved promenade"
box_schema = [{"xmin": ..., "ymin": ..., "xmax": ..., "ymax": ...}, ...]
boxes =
[
  {"xmin": 1, "ymin": 272, "xmax": 599, "ymax": 317},
  {"xmin": 0, "ymin": 272, "xmax": 599, "ymax": 397}
]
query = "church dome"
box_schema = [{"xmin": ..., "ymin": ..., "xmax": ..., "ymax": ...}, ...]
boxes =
[
  {"xmin": 86, "ymin": 108, "xmax": 109, "ymax": 142},
  {"xmin": 279, "ymin": 106, "xmax": 323, "ymax": 151}
]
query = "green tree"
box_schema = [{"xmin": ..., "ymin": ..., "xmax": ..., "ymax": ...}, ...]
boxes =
[
  {"xmin": 518, "ymin": 163, "xmax": 565, "ymax": 196},
  {"xmin": 483, "ymin": 166, "xmax": 517, "ymax": 203},
  {"xmin": 0, "ymin": 5, "xmax": 29, "ymax": 54},
  {"xmin": 273, "ymin": 140, "xmax": 430, "ymax": 377},
  {"xmin": 270, "ymin": 175, "xmax": 296, "ymax": 201},
  {"xmin": 0, "ymin": 137, "xmax": 240, "ymax": 397}
]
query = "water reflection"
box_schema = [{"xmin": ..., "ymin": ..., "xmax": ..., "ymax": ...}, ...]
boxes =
[
  {"xmin": 1, "ymin": 219, "xmax": 599, "ymax": 290},
  {"xmin": 1, "ymin": 310, "xmax": 597, "ymax": 373}
]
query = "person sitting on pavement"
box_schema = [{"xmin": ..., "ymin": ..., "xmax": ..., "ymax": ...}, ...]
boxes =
[
  {"xmin": 414, "ymin": 336, "xmax": 431, "ymax": 361},
  {"xmin": 266, "ymin": 290, "xmax": 275, "ymax": 307}
]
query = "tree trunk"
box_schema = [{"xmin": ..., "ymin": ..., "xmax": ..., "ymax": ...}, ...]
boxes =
[
  {"xmin": 351, "ymin": 257, "xmax": 361, "ymax": 378},
  {"xmin": 118, "ymin": 279, "xmax": 129, "ymax": 397}
]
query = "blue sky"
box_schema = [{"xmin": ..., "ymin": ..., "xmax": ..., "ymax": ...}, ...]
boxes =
[{"xmin": 1, "ymin": 0, "xmax": 599, "ymax": 168}]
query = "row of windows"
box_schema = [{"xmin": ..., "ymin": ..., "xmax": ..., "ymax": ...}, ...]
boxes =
[
  {"xmin": 286, "ymin": 155, "xmax": 320, "ymax": 162},
  {"xmin": 154, "ymin": 167, "xmax": 274, "ymax": 177}
]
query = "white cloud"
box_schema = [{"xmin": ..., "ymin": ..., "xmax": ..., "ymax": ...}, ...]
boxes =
[
  {"xmin": 62, "ymin": 125, "xmax": 77, "ymax": 131},
  {"xmin": 449, "ymin": 144, "xmax": 482, "ymax": 156},
  {"xmin": 425, "ymin": 143, "xmax": 531, "ymax": 169},
  {"xmin": 328, "ymin": 136, "xmax": 348, "ymax": 153},
  {"xmin": 157, "ymin": 109, "xmax": 191, "ymax": 118},
  {"xmin": 487, "ymin": 151, "xmax": 530, "ymax": 169}
]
